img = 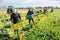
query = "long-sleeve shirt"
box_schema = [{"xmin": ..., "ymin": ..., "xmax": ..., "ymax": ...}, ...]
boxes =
[
  {"xmin": 27, "ymin": 11, "xmax": 34, "ymax": 16},
  {"xmin": 26, "ymin": 11, "xmax": 34, "ymax": 19},
  {"xmin": 11, "ymin": 13, "xmax": 21, "ymax": 24}
]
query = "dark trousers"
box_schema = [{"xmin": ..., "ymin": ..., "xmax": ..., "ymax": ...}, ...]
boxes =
[
  {"xmin": 14, "ymin": 29, "xmax": 18, "ymax": 34},
  {"xmin": 29, "ymin": 19, "xmax": 34, "ymax": 24}
]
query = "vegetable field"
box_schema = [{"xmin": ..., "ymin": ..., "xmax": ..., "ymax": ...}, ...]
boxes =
[{"xmin": 0, "ymin": 8, "xmax": 60, "ymax": 40}]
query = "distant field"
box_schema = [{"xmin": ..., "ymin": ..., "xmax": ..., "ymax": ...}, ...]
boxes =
[
  {"xmin": 0, "ymin": 8, "xmax": 60, "ymax": 14},
  {"xmin": 0, "ymin": 9, "xmax": 28, "ymax": 14}
]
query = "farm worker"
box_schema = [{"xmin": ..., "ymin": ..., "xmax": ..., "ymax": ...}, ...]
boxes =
[
  {"xmin": 43, "ymin": 7, "xmax": 47, "ymax": 14},
  {"xmin": 39, "ymin": 10, "xmax": 42, "ymax": 12},
  {"xmin": 26, "ymin": 9, "xmax": 34, "ymax": 24},
  {"xmin": 11, "ymin": 9, "xmax": 21, "ymax": 34},
  {"xmin": 51, "ymin": 8, "xmax": 53, "ymax": 13}
]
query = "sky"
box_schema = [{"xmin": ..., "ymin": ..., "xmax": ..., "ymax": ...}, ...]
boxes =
[{"xmin": 0, "ymin": 0, "xmax": 60, "ymax": 8}]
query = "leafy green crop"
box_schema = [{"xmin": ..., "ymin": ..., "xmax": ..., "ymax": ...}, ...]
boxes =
[{"xmin": 0, "ymin": 8, "xmax": 60, "ymax": 40}]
